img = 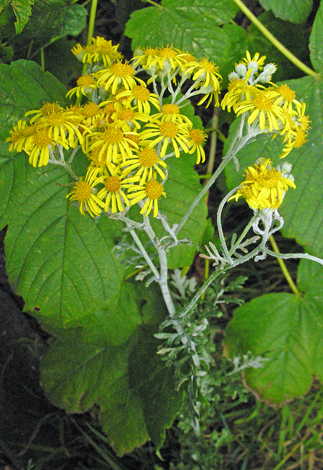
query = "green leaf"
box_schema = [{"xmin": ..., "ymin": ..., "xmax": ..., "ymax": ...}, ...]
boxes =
[
  {"xmin": 224, "ymin": 259, "xmax": 323, "ymax": 404},
  {"xmin": 125, "ymin": 0, "xmax": 239, "ymax": 75},
  {"xmin": 224, "ymin": 75, "xmax": 323, "ymax": 258},
  {"xmin": 3, "ymin": 163, "xmax": 127, "ymax": 332},
  {"xmin": 11, "ymin": 0, "xmax": 34, "ymax": 34},
  {"xmin": 11, "ymin": 0, "xmax": 87, "ymax": 59},
  {"xmin": 259, "ymin": 0, "xmax": 313, "ymax": 24},
  {"xmin": 0, "ymin": 60, "xmax": 67, "ymax": 158},
  {"xmin": 41, "ymin": 286, "xmax": 184, "ymax": 455},
  {"xmin": 309, "ymin": 0, "xmax": 323, "ymax": 73}
]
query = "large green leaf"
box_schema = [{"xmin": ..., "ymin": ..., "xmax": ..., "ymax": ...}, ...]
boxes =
[
  {"xmin": 259, "ymin": 0, "xmax": 313, "ymax": 24},
  {"xmin": 309, "ymin": 0, "xmax": 323, "ymax": 73},
  {"xmin": 125, "ymin": 0, "xmax": 239, "ymax": 76},
  {"xmin": 41, "ymin": 284, "xmax": 184, "ymax": 455},
  {"xmin": 11, "ymin": 0, "xmax": 87, "ymax": 59},
  {"xmin": 224, "ymin": 75, "xmax": 323, "ymax": 258},
  {"xmin": 224, "ymin": 259, "xmax": 323, "ymax": 404},
  {"xmin": 8, "ymin": 0, "xmax": 34, "ymax": 34}
]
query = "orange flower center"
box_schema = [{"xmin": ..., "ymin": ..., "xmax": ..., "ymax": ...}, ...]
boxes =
[
  {"xmin": 117, "ymin": 109, "xmax": 134, "ymax": 121},
  {"xmin": 161, "ymin": 103, "xmax": 180, "ymax": 114},
  {"xmin": 252, "ymin": 94, "xmax": 274, "ymax": 111},
  {"xmin": 105, "ymin": 176, "xmax": 121, "ymax": 192},
  {"xmin": 41, "ymin": 103, "xmax": 61, "ymax": 116},
  {"xmin": 146, "ymin": 180, "xmax": 164, "ymax": 199},
  {"xmin": 199, "ymin": 58, "xmax": 216, "ymax": 73},
  {"xmin": 82, "ymin": 103, "xmax": 101, "ymax": 117},
  {"xmin": 189, "ymin": 128, "xmax": 205, "ymax": 144},
  {"xmin": 33, "ymin": 128, "xmax": 54, "ymax": 147},
  {"xmin": 138, "ymin": 148, "xmax": 158, "ymax": 167},
  {"xmin": 104, "ymin": 127, "xmax": 124, "ymax": 143},
  {"xmin": 110, "ymin": 62, "xmax": 135, "ymax": 77},
  {"xmin": 159, "ymin": 122, "xmax": 178, "ymax": 138},
  {"xmin": 159, "ymin": 47, "xmax": 177, "ymax": 58},
  {"xmin": 73, "ymin": 181, "xmax": 91, "ymax": 201},
  {"xmin": 132, "ymin": 85, "xmax": 150, "ymax": 101},
  {"xmin": 77, "ymin": 75, "xmax": 96, "ymax": 86},
  {"xmin": 277, "ymin": 84, "xmax": 295, "ymax": 102}
]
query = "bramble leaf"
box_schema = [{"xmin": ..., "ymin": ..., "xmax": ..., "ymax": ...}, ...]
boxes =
[
  {"xmin": 309, "ymin": 0, "xmax": 323, "ymax": 73},
  {"xmin": 259, "ymin": 0, "xmax": 312, "ymax": 24},
  {"xmin": 224, "ymin": 259, "xmax": 323, "ymax": 404},
  {"xmin": 11, "ymin": 0, "xmax": 34, "ymax": 34}
]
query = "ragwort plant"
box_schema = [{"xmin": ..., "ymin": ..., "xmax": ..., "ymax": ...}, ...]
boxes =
[{"xmin": 6, "ymin": 28, "xmax": 323, "ymax": 454}]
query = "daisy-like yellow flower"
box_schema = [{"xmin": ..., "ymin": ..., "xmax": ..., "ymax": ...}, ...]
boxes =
[
  {"xmin": 235, "ymin": 90, "xmax": 286, "ymax": 132},
  {"xmin": 266, "ymin": 83, "xmax": 303, "ymax": 116},
  {"xmin": 140, "ymin": 120, "xmax": 190, "ymax": 158},
  {"xmin": 95, "ymin": 61, "xmax": 145, "ymax": 95},
  {"xmin": 89, "ymin": 123, "xmax": 139, "ymax": 164},
  {"xmin": 111, "ymin": 105, "xmax": 150, "ymax": 132},
  {"xmin": 120, "ymin": 146, "xmax": 167, "ymax": 184},
  {"xmin": 186, "ymin": 128, "xmax": 207, "ymax": 164},
  {"xmin": 66, "ymin": 74, "xmax": 98, "ymax": 99},
  {"xmin": 127, "ymin": 173, "xmax": 166, "ymax": 217},
  {"xmin": 66, "ymin": 174, "xmax": 105, "ymax": 217},
  {"xmin": 6, "ymin": 120, "xmax": 36, "ymax": 153},
  {"xmin": 26, "ymin": 126, "xmax": 67, "ymax": 167},
  {"xmin": 72, "ymin": 37, "xmax": 123, "ymax": 67},
  {"xmin": 241, "ymin": 51, "xmax": 266, "ymax": 70},
  {"xmin": 151, "ymin": 103, "xmax": 193, "ymax": 126},
  {"xmin": 280, "ymin": 104, "xmax": 310, "ymax": 158},
  {"xmin": 25, "ymin": 102, "xmax": 85, "ymax": 148},
  {"xmin": 94, "ymin": 165, "xmax": 132, "ymax": 214},
  {"xmin": 183, "ymin": 57, "xmax": 222, "ymax": 107},
  {"xmin": 133, "ymin": 45, "xmax": 186, "ymax": 72},
  {"xmin": 228, "ymin": 158, "xmax": 296, "ymax": 210},
  {"xmin": 221, "ymin": 76, "xmax": 255, "ymax": 112},
  {"xmin": 115, "ymin": 85, "xmax": 160, "ymax": 114}
]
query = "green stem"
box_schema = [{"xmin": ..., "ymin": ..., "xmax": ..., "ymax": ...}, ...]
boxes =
[
  {"xmin": 129, "ymin": 229, "xmax": 160, "ymax": 280},
  {"xmin": 232, "ymin": 0, "xmax": 319, "ymax": 79},
  {"xmin": 40, "ymin": 48, "xmax": 45, "ymax": 71},
  {"xmin": 87, "ymin": 0, "xmax": 98, "ymax": 46},
  {"xmin": 145, "ymin": 0, "xmax": 163, "ymax": 9},
  {"xmin": 268, "ymin": 235, "xmax": 300, "ymax": 295}
]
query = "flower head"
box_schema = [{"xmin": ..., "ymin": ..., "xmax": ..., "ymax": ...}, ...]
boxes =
[
  {"xmin": 95, "ymin": 61, "xmax": 145, "ymax": 95},
  {"xmin": 228, "ymin": 158, "xmax": 296, "ymax": 210},
  {"xmin": 127, "ymin": 173, "xmax": 166, "ymax": 217},
  {"xmin": 116, "ymin": 85, "xmax": 160, "ymax": 114},
  {"xmin": 72, "ymin": 37, "xmax": 123, "ymax": 67},
  {"xmin": 66, "ymin": 174, "xmax": 105, "ymax": 217},
  {"xmin": 121, "ymin": 146, "xmax": 167, "ymax": 184},
  {"xmin": 94, "ymin": 165, "xmax": 132, "ymax": 214},
  {"xmin": 140, "ymin": 120, "xmax": 190, "ymax": 158}
]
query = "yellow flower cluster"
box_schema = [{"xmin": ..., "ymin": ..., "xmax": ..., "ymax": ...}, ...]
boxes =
[
  {"xmin": 221, "ymin": 52, "xmax": 310, "ymax": 158},
  {"xmin": 229, "ymin": 158, "xmax": 296, "ymax": 210},
  {"xmin": 7, "ymin": 38, "xmax": 213, "ymax": 219}
]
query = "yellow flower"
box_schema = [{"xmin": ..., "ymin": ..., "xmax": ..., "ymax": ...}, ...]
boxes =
[
  {"xmin": 66, "ymin": 74, "xmax": 98, "ymax": 99},
  {"xmin": 95, "ymin": 61, "xmax": 145, "ymax": 94},
  {"xmin": 133, "ymin": 45, "xmax": 186, "ymax": 72},
  {"xmin": 235, "ymin": 90, "xmax": 286, "ymax": 131},
  {"xmin": 151, "ymin": 103, "xmax": 193, "ymax": 126},
  {"xmin": 66, "ymin": 175, "xmax": 105, "ymax": 218},
  {"xmin": 221, "ymin": 77, "xmax": 255, "ymax": 112},
  {"xmin": 186, "ymin": 128, "xmax": 207, "ymax": 164},
  {"xmin": 229, "ymin": 158, "xmax": 296, "ymax": 210},
  {"xmin": 127, "ymin": 173, "xmax": 166, "ymax": 217},
  {"xmin": 241, "ymin": 51, "xmax": 266, "ymax": 70},
  {"xmin": 72, "ymin": 37, "xmax": 123, "ymax": 67},
  {"xmin": 26, "ymin": 126, "xmax": 67, "ymax": 167},
  {"xmin": 6, "ymin": 120, "xmax": 36, "ymax": 153},
  {"xmin": 116, "ymin": 84, "xmax": 160, "ymax": 114},
  {"xmin": 280, "ymin": 109, "xmax": 310, "ymax": 158},
  {"xmin": 183, "ymin": 57, "xmax": 222, "ymax": 107},
  {"xmin": 140, "ymin": 120, "xmax": 190, "ymax": 158},
  {"xmin": 120, "ymin": 146, "xmax": 167, "ymax": 184},
  {"xmin": 25, "ymin": 102, "xmax": 85, "ymax": 148},
  {"xmin": 88, "ymin": 123, "xmax": 139, "ymax": 164},
  {"xmin": 94, "ymin": 166, "xmax": 132, "ymax": 214}
]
